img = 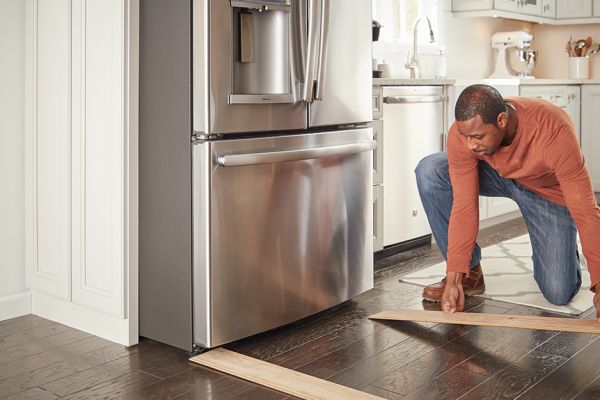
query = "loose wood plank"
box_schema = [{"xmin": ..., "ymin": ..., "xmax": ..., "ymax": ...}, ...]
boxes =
[
  {"xmin": 190, "ymin": 348, "xmax": 384, "ymax": 400},
  {"xmin": 369, "ymin": 309, "xmax": 600, "ymax": 334}
]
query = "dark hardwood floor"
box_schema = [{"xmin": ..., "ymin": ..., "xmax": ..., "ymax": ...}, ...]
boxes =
[{"xmin": 3, "ymin": 217, "xmax": 600, "ymax": 399}]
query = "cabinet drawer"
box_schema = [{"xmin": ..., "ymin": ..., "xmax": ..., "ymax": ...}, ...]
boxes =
[{"xmin": 372, "ymin": 87, "xmax": 383, "ymax": 119}]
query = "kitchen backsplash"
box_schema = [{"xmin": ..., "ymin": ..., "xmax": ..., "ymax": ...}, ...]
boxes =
[{"xmin": 533, "ymin": 23, "xmax": 600, "ymax": 79}]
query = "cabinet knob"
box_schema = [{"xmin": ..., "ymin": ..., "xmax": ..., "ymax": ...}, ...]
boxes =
[{"xmin": 412, "ymin": 209, "xmax": 418, "ymax": 217}]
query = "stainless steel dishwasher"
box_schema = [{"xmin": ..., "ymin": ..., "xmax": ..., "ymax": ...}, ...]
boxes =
[{"xmin": 381, "ymin": 86, "xmax": 444, "ymax": 246}]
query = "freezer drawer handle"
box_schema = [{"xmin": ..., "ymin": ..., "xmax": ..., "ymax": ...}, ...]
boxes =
[
  {"xmin": 217, "ymin": 140, "xmax": 377, "ymax": 167},
  {"xmin": 383, "ymin": 95, "xmax": 444, "ymax": 104}
]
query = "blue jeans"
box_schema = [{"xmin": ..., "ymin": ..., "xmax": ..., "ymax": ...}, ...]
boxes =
[{"xmin": 415, "ymin": 151, "xmax": 581, "ymax": 306}]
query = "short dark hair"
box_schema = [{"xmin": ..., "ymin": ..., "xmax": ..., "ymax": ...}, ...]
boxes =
[{"xmin": 455, "ymin": 84, "xmax": 507, "ymax": 125}]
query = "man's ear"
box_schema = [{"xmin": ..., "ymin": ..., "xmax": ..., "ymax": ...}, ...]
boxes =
[{"xmin": 496, "ymin": 112, "xmax": 507, "ymax": 129}]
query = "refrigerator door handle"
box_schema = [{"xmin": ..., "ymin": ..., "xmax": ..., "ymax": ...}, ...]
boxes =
[
  {"xmin": 291, "ymin": 0, "xmax": 308, "ymax": 102},
  {"xmin": 216, "ymin": 141, "xmax": 376, "ymax": 167},
  {"xmin": 304, "ymin": 0, "xmax": 320, "ymax": 103},
  {"xmin": 314, "ymin": 0, "xmax": 330, "ymax": 101}
]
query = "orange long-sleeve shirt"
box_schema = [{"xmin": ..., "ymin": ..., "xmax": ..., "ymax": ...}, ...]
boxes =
[{"xmin": 447, "ymin": 96, "xmax": 600, "ymax": 290}]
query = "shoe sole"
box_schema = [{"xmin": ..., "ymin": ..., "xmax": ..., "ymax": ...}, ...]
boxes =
[{"xmin": 422, "ymin": 285, "xmax": 486, "ymax": 303}]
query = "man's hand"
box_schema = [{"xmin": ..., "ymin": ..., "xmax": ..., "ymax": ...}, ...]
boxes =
[
  {"xmin": 442, "ymin": 272, "xmax": 465, "ymax": 313},
  {"xmin": 594, "ymin": 285, "xmax": 600, "ymax": 323}
]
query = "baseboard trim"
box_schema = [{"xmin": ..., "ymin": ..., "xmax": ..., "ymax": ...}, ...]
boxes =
[
  {"xmin": 0, "ymin": 290, "xmax": 32, "ymax": 321},
  {"xmin": 31, "ymin": 290, "xmax": 137, "ymax": 346},
  {"xmin": 374, "ymin": 235, "xmax": 432, "ymax": 262}
]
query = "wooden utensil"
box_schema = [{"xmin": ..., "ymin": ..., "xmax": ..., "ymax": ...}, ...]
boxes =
[{"xmin": 584, "ymin": 36, "xmax": 593, "ymax": 56}]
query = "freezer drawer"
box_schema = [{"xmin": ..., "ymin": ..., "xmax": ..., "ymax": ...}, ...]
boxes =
[{"xmin": 193, "ymin": 128, "xmax": 375, "ymax": 348}]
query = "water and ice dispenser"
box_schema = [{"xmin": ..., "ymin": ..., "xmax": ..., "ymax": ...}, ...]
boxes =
[{"xmin": 230, "ymin": 0, "xmax": 294, "ymax": 104}]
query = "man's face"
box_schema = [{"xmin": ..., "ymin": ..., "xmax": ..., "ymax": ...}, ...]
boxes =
[{"xmin": 456, "ymin": 114, "xmax": 505, "ymax": 156}]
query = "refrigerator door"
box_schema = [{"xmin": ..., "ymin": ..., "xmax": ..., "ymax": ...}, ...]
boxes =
[
  {"xmin": 193, "ymin": 0, "xmax": 308, "ymax": 135},
  {"xmin": 192, "ymin": 129, "xmax": 374, "ymax": 348},
  {"xmin": 308, "ymin": 0, "xmax": 372, "ymax": 127}
]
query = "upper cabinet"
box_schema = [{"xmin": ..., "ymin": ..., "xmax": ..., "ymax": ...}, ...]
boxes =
[
  {"xmin": 495, "ymin": 0, "xmax": 542, "ymax": 16},
  {"xmin": 556, "ymin": 0, "xmax": 593, "ymax": 18},
  {"xmin": 452, "ymin": 0, "xmax": 599, "ymax": 23}
]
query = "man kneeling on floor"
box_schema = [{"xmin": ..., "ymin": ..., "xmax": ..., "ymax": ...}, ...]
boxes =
[{"xmin": 415, "ymin": 84, "xmax": 600, "ymax": 320}]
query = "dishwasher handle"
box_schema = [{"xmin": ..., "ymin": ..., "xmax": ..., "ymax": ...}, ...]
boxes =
[
  {"xmin": 217, "ymin": 141, "xmax": 377, "ymax": 167},
  {"xmin": 383, "ymin": 95, "xmax": 444, "ymax": 104}
]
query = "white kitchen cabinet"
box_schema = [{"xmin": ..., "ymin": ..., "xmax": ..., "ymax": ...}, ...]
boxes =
[
  {"xmin": 542, "ymin": 0, "xmax": 556, "ymax": 17},
  {"xmin": 453, "ymin": 0, "xmax": 598, "ymax": 23},
  {"xmin": 24, "ymin": 0, "xmax": 138, "ymax": 345},
  {"xmin": 581, "ymin": 85, "xmax": 600, "ymax": 191},
  {"xmin": 495, "ymin": 0, "xmax": 542, "ymax": 16},
  {"xmin": 382, "ymin": 86, "xmax": 443, "ymax": 246},
  {"xmin": 519, "ymin": 85, "xmax": 581, "ymax": 143},
  {"xmin": 451, "ymin": 0, "xmax": 493, "ymax": 11},
  {"xmin": 556, "ymin": 0, "xmax": 592, "ymax": 18}
]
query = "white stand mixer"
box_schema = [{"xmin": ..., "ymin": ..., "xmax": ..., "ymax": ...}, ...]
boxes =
[{"xmin": 489, "ymin": 31, "xmax": 535, "ymax": 78}]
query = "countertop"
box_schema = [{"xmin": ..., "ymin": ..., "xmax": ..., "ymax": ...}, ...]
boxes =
[{"xmin": 373, "ymin": 77, "xmax": 600, "ymax": 86}]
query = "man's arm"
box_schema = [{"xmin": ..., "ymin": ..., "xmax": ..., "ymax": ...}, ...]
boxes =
[
  {"xmin": 446, "ymin": 127, "xmax": 480, "ymax": 275},
  {"xmin": 444, "ymin": 127, "xmax": 480, "ymax": 312}
]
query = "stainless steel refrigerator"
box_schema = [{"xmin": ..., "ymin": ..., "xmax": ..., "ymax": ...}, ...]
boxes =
[{"xmin": 140, "ymin": 0, "xmax": 374, "ymax": 351}]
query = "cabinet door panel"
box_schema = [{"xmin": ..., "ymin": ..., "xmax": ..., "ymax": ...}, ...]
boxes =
[
  {"xmin": 495, "ymin": 0, "xmax": 542, "ymax": 15},
  {"xmin": 581, "ymin": 86, "xmax": 600, "ymax": 191},
  {"xmin": 451, "ymin": 0, "xmax": 493, "ymax": 11},
  {"xmin": 26, "ymin": 0, "xmax": 72, "ymax": 299},
  {"xmin": 542, "ymin": 0, "xmax": 556, "ymax": 17},
  {"xmin": 71, "ymin": 0, "xmax": 125, "ymax": 317},
  {"xmin": 595, "ymin": 0, "xmax": 600, "ymax": 16},
  {"xmin": 556, "ymin": 0, "xmax": 592, "ymax": 18}
]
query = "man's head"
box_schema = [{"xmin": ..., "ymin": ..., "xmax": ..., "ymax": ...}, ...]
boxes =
[{"xmin": 454, "ymin": 84, "xmax": 510, "ymax": 156}]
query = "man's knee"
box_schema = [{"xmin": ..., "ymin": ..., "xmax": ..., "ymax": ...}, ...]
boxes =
[
  {"xmin": 537, "ymin": 277, "xmax": 578, "ymax": 306},
  {"xmin": 415, "ymin": 152, "xmax": 448, "ymax": 191}
]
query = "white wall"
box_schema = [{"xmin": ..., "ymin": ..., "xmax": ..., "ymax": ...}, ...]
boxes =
[
  {"xmin": 532, "ymin": 23, "xmax": 600, "ymax": 79},
  {"xmin": 440, "ymin": 7, "xmax": 532, "ymax": 79},
  {"xmin": 0, "ymin": 0, "xmax": 30, "ymax": 320}
]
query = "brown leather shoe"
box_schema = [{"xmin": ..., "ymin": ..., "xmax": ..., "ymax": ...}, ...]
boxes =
[{"xmin": 422, "ymin": 263, "xmax": 485, "ymax": 302}]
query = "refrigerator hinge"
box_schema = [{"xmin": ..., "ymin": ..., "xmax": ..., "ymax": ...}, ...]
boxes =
[
  {"xmin": 192, "ymin": 133, "xmax": 223, "ymax": 143},
  {"xmin": 190, "ymin": 342, "xmax": 207, "ymax": 356}
]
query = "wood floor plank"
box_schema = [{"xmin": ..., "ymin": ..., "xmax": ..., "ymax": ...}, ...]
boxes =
[
  {"xmin": 265, "ymin": 318, "xmax": 379, "ymax": 370},
  {"xmin": 0, "ymin": 335, "xmax": 115, "ymax": 381},
  {"xmin": 190, "ymin": 348, "xmax": 384, "ymax": 400},
  {"xmin": 370, "ymin": 309, "xmax": 600, "ymax": 334},
  {"xmin": 119, "ymin": 366, "xmax": 262, "ymax": 400},
  {"xmin": 0, "ymin": 341, "xmax": 136, "ymax": 398},
  {"xmin": 59, "ymin": 370, "xmax": 162, "ymax": 400},
  {"xmin": 0, "ymin": 322, "xmax": 73, "ymax": 351},
  {"xmin": 516, "ymin": 336, "xmax": 600, "ymax": 399},
  {"xmin": 0, "ymin": 315, "xmax": 55, "ymax": 338},
  {"xmin": 320, "ymin": 303, "xmax": 501, "ymax": 390},
  {"xmin": 1, "ymin": 387, "xmax": 58, "ymax": 400},
  {"xmin": 0, "ymin": 328, "xmax": 93, "ymax": 366},
  {"xmin": 40, "ymin": 345, "xmax": 191, "ymax": 397},
  {"xmin": 458, "ymin": 349, "xmax": 568, "ymax": 400}
]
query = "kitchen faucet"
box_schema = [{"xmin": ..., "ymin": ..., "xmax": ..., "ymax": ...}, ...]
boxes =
[{"xmin": 405, "ymin": 17, "xmax": 436, "ymax": 79}]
